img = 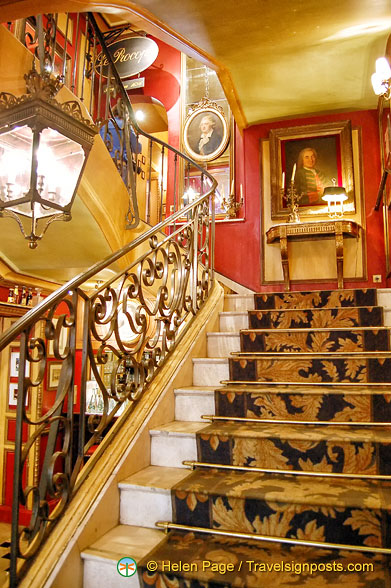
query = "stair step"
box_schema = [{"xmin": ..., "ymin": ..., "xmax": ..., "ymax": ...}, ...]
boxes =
[
  {"xmin": 207, "ymin": 332, "xmax": 241, "ymax": 357},
  {"xmin": 171, "ymin": 469, "xmax": 391, "ymax": 548},
  {"xmin": 196, "ymin": 421, "xmax": 391, "ymax": 474},
  {"xmin": 248, "ymin": 306, "xmax": 383, "ymax": 329},
  {"xmin": 82, "ymin": 525, "xmax": 164, "ymax": 588},
  {"xmin": 240, "ymin": 327, "xmax": 391, "ymax": 353},
  {"xmin": 119, "ymin": 466, "xmax": 191, "ymax": 527},
  {"xmin": 219, "ymin": 311, "xmax": 248, "ymax": 332},
  {"xmin": 138, "ymin": 530, "xmax": 391, "ymax": 588},
  {"xmin": 224, "ymin": 294, "xmax": 254, "ymax": 311},
  {"xmin": 254, "ymin": 289, "xmax": 378, "ymax": 310},
  {"xmin": 192, "ymin": 358, "xmax": 229, "ymax": 386},
  {"xmin": 150, "ymin": 421, "xmax": 207, "ymax": 468},
  {"xmin": 228, "ymin": 354, "xmax": 391, "ymax": 383},
  {"xmin": 214, "ymin": 383, "xmax": 391, "ymax": 423},
  {"xmin": 174, "ymin": 387, "xmax": 215, "ymax": 421}
]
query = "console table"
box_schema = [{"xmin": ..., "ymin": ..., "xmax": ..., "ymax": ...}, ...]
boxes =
[{"xmin": 266, "ymin": 220, "xmax": 360, "ymax": 291}]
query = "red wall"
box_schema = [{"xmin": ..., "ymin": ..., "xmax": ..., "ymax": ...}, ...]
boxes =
[{"xmin": 214, "ymin": 110, "xmax": 385, "ymax": 292}]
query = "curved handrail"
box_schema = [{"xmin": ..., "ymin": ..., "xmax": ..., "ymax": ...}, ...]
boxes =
[{"xmin": 0, "ymin": 192, "xmax": 215, "ymax": 351}]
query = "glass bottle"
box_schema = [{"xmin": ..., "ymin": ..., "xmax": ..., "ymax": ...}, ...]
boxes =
[
  {"xmin": 26, "ymin": 288, "xmax": 33, "ymax": 307},
  {"xmin": 7, "ymin": 287, "xmax": 15, "ymax": 304}
]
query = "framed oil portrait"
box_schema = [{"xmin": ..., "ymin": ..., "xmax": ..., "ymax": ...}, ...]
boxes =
[
  {"xmin": 183, "ymin": 98, "xmax": 230, "ymax": 163},
  {"xmin": 270, "ymin": 120, "xmax": 355, "ymax": 219}
]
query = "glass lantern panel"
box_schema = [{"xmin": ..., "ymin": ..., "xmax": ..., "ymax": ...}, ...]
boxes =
[
  {"xmin": 0, "ymin": 125, "xmax": 33, "ymax": 205},
  {"xmin": 36, "ymin": 127, "xmax": 85, "ymax": 214}
]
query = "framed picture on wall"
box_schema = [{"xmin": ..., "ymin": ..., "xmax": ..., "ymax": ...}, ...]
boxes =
[
  {"xmin": 10, "ymin": 350, "xmax": 30, "ymax": 378},
  {"xmin": 47, "ymin": 362, "xmax": 62, "ymax": 390},
  {"xmin": 8, "ymin": 383, "xmax": 28, "ymax": 407},
  {"xmin": 269, "ymin": 120, "xmax": 355, "ymax": 219},
  {"xmin": 183, "ymin": 98, "xmax": 230, "ymax": 163}
]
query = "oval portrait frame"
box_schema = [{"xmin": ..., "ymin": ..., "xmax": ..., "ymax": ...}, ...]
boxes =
[{"xmin": 183, "ymin": 100, "xmax": 230, "ymax": 163}]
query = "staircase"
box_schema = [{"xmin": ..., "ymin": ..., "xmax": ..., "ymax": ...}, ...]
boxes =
[{"xmin": 81, "ymin": 288, "xmax": 391, "ymax": 587}]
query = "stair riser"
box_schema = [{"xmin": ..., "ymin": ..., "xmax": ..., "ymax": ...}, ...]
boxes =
[
  {"xmin": 120, "ymin": 487, "xmax": 173, "ymax": 528},
  {"xmin": 207, "ymin": 333, "xmax": 241, "ymax": 357},
  {"xmin": 254, "ymin": 289, "xmax": 377, "ymax": 310},
  {"xmin": 229, "ymin": 357, "xmax": 391, "ymax": 383},
  {"xmin": 175, "ymin": 391, "xmax": 215, "ymax": 421},
  {"xmin": 197, "ymin": 434, "xmax": 391, "ymax": 475},
  {"xmin": 248, "ymin": 307, "xmax": 383, "ymax": 329},
  {"xmin": 173, "ymin": 492, "xmax": 390, "ymax": 548},
  {"xmin": 219, "ymin": 313, "xmax": 248, "ymax": 332},
  {"xmin": 84, "ymin": 559, "xmax": 140, "ymax": 588},
  {"xmin": 150, "ymin": 434, "xmax": 197, "ymax": 468},
  {"xmin": 215, "ymin": 390, "xmax": 391, "ymax": 423},
  {"xmin": 241, "ymin": 329, "xmax": 390, "ymax": 353},
  {"xmin": 193, "ymin": 360, "xmax": 229, "ymax": 386}
]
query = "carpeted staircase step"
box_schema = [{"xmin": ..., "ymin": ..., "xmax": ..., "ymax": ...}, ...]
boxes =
[
  {"xmin": 240, "ymin": 327, "xmax": 391, "ymax": 353},
  {"xmin": 228, "ymin": 352, "xmax": 391, "ymax": 383},
  {"xmin": 138, "ymin": 530, "xmax": 391, "ymax": 587},
  {"xmin": 248, "ymin": 306, "xmax": 383, "ymax": 329},
  {"xmin": 170, "ymin": 468, "xmax": 391, "ymax": 548},
  {"xmin": 196, "ymin": 421, "xmax": 391, "ymax": 475},
  {"xmin": 254, "ymin": 289, "xmax": 377, "ymax": 310},
  {"xmin": 214, "ymin": 383, "xmax": 391, "ymax": 423}
]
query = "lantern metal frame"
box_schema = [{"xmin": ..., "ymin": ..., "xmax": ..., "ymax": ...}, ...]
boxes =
[{"xmin": 0, "ymin": 65, "xmax": 98, "ymax": 248}]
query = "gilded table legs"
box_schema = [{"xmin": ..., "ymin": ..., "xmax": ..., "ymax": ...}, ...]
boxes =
[
  {"xmin": 335, "ymin": 221, "xmax": 344, "ymax": 289},
  {"xmin": 279, "ymin": 226, "xmax": 290, "ymax": 291}
]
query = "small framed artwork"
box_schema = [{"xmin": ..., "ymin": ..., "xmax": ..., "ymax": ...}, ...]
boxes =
[
  {"xmin": 9, "ymin": 383, "xmax": 28, "ymax": 407},
  {"xmin": 183, "ymin": 98, "xmax": 230, "ymax": 163},
  {"xmin": 141, "ymin": 155, "xmax": 146, "ymax": 165},
  {"xmin": 141, "ymin": 170, "xmax": 145, "ymax": 180},
  {"xmin": 10, "ymin": 351, "xmax": 30, "ymax": 378},
  {"xmin": 47, "ymin": 362, "xmax": 62, "ymax": 390},
  {"xmin": 269, "ymin": 120, "xmax": 355, "ymax": 219}
]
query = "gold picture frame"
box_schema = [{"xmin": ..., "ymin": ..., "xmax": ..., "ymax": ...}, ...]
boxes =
[
  {"xmin": 269, "ymin": 120, "xmax": 355, "ymax": 219},
  {"xmin": 183, "ymin": 98, "xmax": 230, "ymax": 163}
]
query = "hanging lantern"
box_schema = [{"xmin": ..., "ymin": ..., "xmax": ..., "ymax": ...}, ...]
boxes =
[{"xmin": 0, "ymin": 64, "xmax": 98, "ymax": 249}]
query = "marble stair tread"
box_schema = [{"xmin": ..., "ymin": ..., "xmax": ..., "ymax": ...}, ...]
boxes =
[
  {"xmin": 138, "ymin": 530, "xmax": 390, "ymax": 588},
  {"xmin": 198, "ymin": 421, "xmax": 391, "ymax": 443},
  {"xmin": 172, "ymin": 468, "xmax": 391, "ymax": 510},
  {"xmin": 81, "ymin": 525, "xmax": 164, "ymax": 563},
  {"xmin": 149, "ymin": 420, "xmax": 210, "ymax": 436},
  {"xmin": 119, "ymin": 465, "xmax": 192, "ymax": 491}
]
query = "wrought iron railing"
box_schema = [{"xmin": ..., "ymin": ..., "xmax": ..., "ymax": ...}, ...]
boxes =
[
  {"xmin": 8, "ymin": 12, "xmax": 207, "ymax": 229},
  {"xmin": 1, "ymin": 11, "xmax": 218, "ymax": 587}
]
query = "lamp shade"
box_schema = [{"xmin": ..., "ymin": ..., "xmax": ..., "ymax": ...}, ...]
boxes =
[{"xmin": 322, "ymin": 186, "xmax": 347, "ymax": 218}]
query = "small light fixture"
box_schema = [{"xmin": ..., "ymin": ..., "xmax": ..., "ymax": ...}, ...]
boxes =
[
  {"xmin": 0, "ymin": 64, "xmax": 98, "ymax": 248},
  {"xmin": 182, "ymin": 186, "xmax": 198, "ymax": 207},
  {"xmin": 322, "ymin": 181, "xmax": 348, "ymax": 219},
  {"xmin": 371, "ymin": 57, "xmax": 391, "ymax": 99}
]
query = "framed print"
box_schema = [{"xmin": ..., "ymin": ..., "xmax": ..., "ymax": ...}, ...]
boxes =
[
  {"xmin": 9, "ymin": 383, "xmax": 28, "ymax": 407},
  {"xmin": 10, "ymin": 350, "xmax": 30, "ymax": 378},
  {"xmin": 270, "ymin": 120, "xmax": 355, "ymax": 219},
  {"xmin": 47, "ymin": 362, "xmax": 62, "ymax": 390},
  {"xmin": 183, "ymin": 98, "xmax": 230, "ymax": 163}
]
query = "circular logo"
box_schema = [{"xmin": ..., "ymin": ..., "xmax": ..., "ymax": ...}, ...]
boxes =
[{"xmin": 117, "ymin": 557, "xmax": 137, "ymax": 577}]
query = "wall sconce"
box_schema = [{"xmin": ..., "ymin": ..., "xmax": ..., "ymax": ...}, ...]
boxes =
[
  {"xmin": 322, "ymin": 185, "xmax": 348, "ymax": 218},
  {"xmin": 371, "ymin": 57, "xmax": 391, "ymax": 100},
  {"xmin": 182, "ymin": 186, "xmax": 198, "ymax": 207},
  {"xmin": 0, "ymin": 65, "xmax": 98, "ymax": 249}
]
